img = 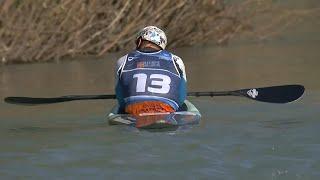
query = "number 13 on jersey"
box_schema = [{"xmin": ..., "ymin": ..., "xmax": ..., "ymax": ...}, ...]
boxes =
[{"xmin": 133, "ymin": 73, "xmax": 171, "ymax": 94}]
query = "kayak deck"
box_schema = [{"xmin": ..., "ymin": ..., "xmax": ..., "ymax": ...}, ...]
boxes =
[{"xmin": 107, "ymin": 100, "xmax": 201, "ymax": 130}]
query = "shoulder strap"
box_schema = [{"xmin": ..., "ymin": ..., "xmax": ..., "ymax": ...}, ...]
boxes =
[
  {"xmin": 117, "ymin": 56, "xmax": 128, "ymax": 77},
  {"xmin": 172, "ymin": 56, "xmax": 183, "ymax": 78}
]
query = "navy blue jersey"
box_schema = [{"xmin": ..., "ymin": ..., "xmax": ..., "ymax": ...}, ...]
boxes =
[{"xmin": 116, "ymin": 50, "xmax": 186, "ymax": 110}]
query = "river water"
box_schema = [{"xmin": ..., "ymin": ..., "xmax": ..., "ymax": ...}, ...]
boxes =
[{"xmin": 1, "ymin": 8, "xmax": 320, "ymax": 180}]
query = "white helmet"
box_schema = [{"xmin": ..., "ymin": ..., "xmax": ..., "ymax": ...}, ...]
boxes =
[{"xmin": 136, "ymin": 26, "xmax": 167, "ymax": 50}]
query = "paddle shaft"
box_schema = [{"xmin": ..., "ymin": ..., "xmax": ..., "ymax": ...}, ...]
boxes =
[
  {"xmin": 187, "ymin": 91, "xmax": 236, "ymax": 97},
  {"xmin": 4, "ymin": 85, "xmax": 304, "ymax": 105}
]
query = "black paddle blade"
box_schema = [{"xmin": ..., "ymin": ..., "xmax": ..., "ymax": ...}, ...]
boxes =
[
  {"xmin": 4, "ymin": 97, "xmax": 73, "ymax": 105},
  {"xmin": 236, "ymin": 85, "xmax": 305, "ymax": 103},
  {"xmin": 4, "ymin": 95, "xmax": 117, "ymax": 105}
]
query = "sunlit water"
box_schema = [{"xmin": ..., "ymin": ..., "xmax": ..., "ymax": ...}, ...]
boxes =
[{"xmin": 1, "ymin": 6, "xmax": 320, "ymax": 180}]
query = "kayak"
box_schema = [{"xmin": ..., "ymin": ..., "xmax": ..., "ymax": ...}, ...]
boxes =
[{"xmin": 107, "ymin": 100, "xmax": 201, "ymax": 131}]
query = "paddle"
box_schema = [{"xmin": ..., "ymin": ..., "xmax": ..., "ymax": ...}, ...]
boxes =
[{"xmin": 4, "ymin": 84, "xmax": 304, "ymax": 105}]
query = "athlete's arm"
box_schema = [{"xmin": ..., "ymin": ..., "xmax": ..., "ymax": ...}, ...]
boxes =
[{"xmin": 114, "ymin": 55, "xmax": 128, "ymax": 109}]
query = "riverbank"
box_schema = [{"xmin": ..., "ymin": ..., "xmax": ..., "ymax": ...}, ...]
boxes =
[
  {"xmin": 0, "ymin": 0, "xmax": 318, "ymax": 64},
  {"xmin": 0, "ymin": 0, "xmax": 236, "ymax": 63}
]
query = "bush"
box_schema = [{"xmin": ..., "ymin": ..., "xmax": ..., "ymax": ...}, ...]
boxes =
[
  {"xmin": 0, "ymin": 0, "xmax": 245, "ymax": 63},
  {"xmin": 0, "ymin": 0, "xmax": 317, "ymax": 63}
]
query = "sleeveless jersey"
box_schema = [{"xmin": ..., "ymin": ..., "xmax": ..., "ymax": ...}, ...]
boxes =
[{"xmin": 117, "ymin": 50, "xmax": 185, "ymax": 110}]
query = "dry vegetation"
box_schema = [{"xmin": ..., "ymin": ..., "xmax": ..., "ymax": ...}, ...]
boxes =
[
  {"xmin": 228, "ymin": 0, "xmax": 320, "ymax": 40},
  {"xmin": 0, "ymin": 0, "xmax": 318, "ymax": 64}
]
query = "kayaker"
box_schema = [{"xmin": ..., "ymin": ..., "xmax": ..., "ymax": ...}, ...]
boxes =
[{"xmin": 115, "ymin": 26, "xmax": 187, "ymax": 116}]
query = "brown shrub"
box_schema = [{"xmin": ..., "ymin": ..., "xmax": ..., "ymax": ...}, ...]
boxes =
[
  {"xmin": 0, "ymin": 0, "xmax": 318, "ymax": 63},
  {"xmin": 0, "ymin": 0, "xmax": 244, "ymax": 63}
]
